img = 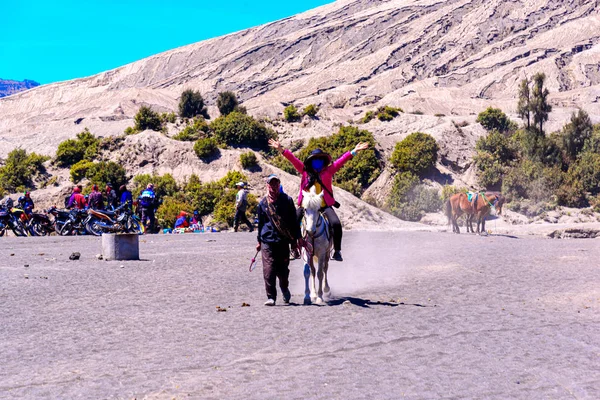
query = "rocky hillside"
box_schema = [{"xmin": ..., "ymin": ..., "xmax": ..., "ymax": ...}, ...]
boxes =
[
  {"xmin": 0, "ymin": 79, "xmax": 39, "ymax": 98},
  {"xmin": 1, "ymin": 0, "xmax": 599, "ymax": 157}
]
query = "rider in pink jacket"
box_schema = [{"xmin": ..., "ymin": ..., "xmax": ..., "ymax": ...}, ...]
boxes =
[{"xmin": 269, "ymin": 139, "xmax": 370, "ymax": 261}]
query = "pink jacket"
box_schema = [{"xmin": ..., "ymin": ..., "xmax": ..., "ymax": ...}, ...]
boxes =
[{"xmin": 282, "ymin": 149, "xmax": 354, "ymax": 207}]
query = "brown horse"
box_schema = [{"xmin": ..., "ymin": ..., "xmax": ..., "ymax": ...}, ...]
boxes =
[{"xmin": 445, "ymin": 192, "xmax": 505, "ymax": 234}]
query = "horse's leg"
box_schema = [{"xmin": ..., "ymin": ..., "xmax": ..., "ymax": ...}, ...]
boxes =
[
  {"xmin": 309, "ymin": 257, "xmax": 317, "ymax": 302},
  {"xmin": 315, "ymin": 255, "xmax": 325, "ymax": 305},
  {"xmin": 303, "ymin": 261, "xmax": 311, "ymax": 305}
]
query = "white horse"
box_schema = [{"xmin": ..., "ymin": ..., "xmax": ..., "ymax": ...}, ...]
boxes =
[{"xmin": 301, "ymin": 187, "xmax": 333, "ymax": 305}]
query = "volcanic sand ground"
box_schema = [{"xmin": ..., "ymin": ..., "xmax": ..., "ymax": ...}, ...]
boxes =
[{"xmin": 1, "ymin": 231, "xmax": 599, "ymax": 400}]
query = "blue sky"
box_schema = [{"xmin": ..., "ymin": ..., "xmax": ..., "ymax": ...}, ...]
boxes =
[{"xmin": 1, "ymin": 0, "xmax": 332, "ymax": 84}]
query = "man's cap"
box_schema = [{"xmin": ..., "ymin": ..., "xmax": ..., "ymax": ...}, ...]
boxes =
[
  {"xmin": 235, "ymin": 182, "xmax": 245, "ymax": 187},
  {"xmin": 266, "ymin": 174, "xmax": 280, "ymax": 183}
]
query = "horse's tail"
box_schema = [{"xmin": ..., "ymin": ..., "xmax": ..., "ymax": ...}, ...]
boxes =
[{"xmin": 444, "ymin": 199, "xmax": 452, "ymax": 226}]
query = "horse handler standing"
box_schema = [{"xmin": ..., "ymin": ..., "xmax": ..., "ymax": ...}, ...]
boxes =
[{"xmin": 256, "ymin": 174, "xmax": 302, "ymax": 306}]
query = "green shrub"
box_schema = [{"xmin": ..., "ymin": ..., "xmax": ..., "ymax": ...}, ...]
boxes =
[
  {"xmin": 85, "ymin": 161, "xmax": 128, "ymax": 190},
  {"xmin": 160, "ymin": 112, "xmax": 177, "ymax": 124},
  {"xmin": 55, "ymin": 128, "xmax": 100, "ymax": 167},
  {"xmin": 134, "ymin": 105, "xmax": 163, "ymax": 132},
  {"xmin": 361, "ymin": 111, "xmax": 376, "ymax": 124},
  {"xmin": 571, "ymin": 152, "xmax": 600, "ymax": 195},
  {"xmin": 302, "ymin": 104, "xmax": 319, "ymax": 118},
  {"xmin": 184, "ymin": 176, "xmax": 223, "ymax": 217},
  {"xmin": 390, "ymin": 132, "xmax": 438, "ymax": 178},
  {"xmin": 124, "ymin": 126, "xmax": 137, "ymax": 135},
  {"xmin": 179, "ymin": 89, "xmax": 209, "ymax": 119},
  {"xmin": 501, "ymin": 160, "xmax": 562, "ymax": 202},
  {"xmin": 156, "ymin": 197, "xmax": 194, "ymax": 229},
  {"xmin": 476, "ymin": 130, "xmax": 516, "ymax": 164},
  {"xmin": 441, "ymin": 185, "xmax": 467, "ymax": 201},
  {"xmin": 476, "ymin": 107, "xmax": 516, "ymax": 133},
  {"xmin": 210, "ymin": 111, "xmax": 275, "ymax": 148},
  {"xmin": 296, "ymin": 125, "xmax": 381, "ymax": 196},
  {"xmin": 217, "ymin": 91, "xmax": 239, "ymax": 116},
  {"xmin": 240, "ymin": 152, "xmax": 258, "ymax": 169},
  {"xmin": 561, "ymin": 109, "xmax": 593, "ymax": 162},
  {"xmin": 70, "ymin": 160, "xmax": 95, "ymax": 183},
  {"xmin": 194, "ymin": 137, "xmax": 219, "ymax": 160},
  {"xmin": 556, "ymin": 170, "xmax": 587, "ymax": 207},
  {"xmin": 173, "ymin": 117, "xmax": 209, "ymax": 141},
  {"xmin": 582, "ymin": 124, "xmax": 600, "ymax": 153},
  {"xmin": 283, "ymin": 105, "xmax": 301, "ymax": 122},
  {"xmin": 133, "ymin": 173, "xmax": 179, "ymax": 199},
  {"xmin": 386, "ymin": 172, "xmax": 420, "ymax": 221},
  {"xmin": 0, "ymin": 149, "xmax": 50, "ymax": 192},
  {"xmin": 218, "ymin": 171, "xmax": 248, "ymax": 189},
  {"xmin": 361, "ymin": 106, "xmax": 402, "ymax": 123}
]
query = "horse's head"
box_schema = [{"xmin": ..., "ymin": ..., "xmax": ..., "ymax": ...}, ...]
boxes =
[{"xmin": 301, "ymin": 187, "xmax": 324, "ymax": 236}]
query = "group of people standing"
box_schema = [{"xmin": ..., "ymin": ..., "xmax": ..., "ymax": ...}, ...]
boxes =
[
  {"xmin": 66, "ymin": 183, "xmax": 159, "ymax": 232},
  {"xmin": 254, "ymin": 139, "xmax": 369, "ymax": 306}
]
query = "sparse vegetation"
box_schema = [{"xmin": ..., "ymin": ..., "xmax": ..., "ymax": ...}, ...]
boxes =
[
  {"xmin": 361, "ymin": 106, "xmax": 403, "ymax": 123},
  {"xmin": 194, "ymin": 137, "xmax": 219, "ymax": 160},
  {"xmin": 302, "ymin": 104, "xmax": 319, "ymax": 118},
  {"xmin": 0, "ymin": 149, "xmax": 50, "ymax": 193},
  {"xmin": 210, "ymin": 112, "xmax": 275, "ymax": 148},
  {"xmin": 134, "ymin": 106, "xmax": 163, "ymax": 132},
  {"xmin": 179, "ymin": 89, "xmax": 209, "ymax": 119},
  {"xmin": 283, "ymin": 105, "xmax": 301, "ymax": 122},
  {"xmin": 390, "ymin": 132, "xmax": 439, "ymax": 178},
  {"xmin": 173, "ymin": 117, "xmax": 209, "ymax": 141},
  {"xmin": 476, "ymin": 107, "xmax": 517, "ymax": 133},
  {"xmin": 240, "ymin": 151, "xmax": 258, "ymax": 169},
  {"xmin": 217, "ymin": 91, "xmax": 240, "ymax": 116},
  {"xmin": 55, "ymin": 128, "xmax": 100, "ymax": 167}
]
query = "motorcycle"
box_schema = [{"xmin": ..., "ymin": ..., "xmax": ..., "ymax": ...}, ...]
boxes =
[
  {"xmin": 0, "ymin": 206, "xmax": 28, "ymax": 237},
  {"xmin": 46, "ymin": 206, "xmax": 71, "ymax": 235},
  {"xmin": 28, "ymin": 211, "xmax": 55, "ymax": 236},
  {"xmin": 85, "ymin": 203, "xmax": 145, "ymax": 236},
  {"xmin": 59, "ymin": 208, "xmax": 89, "ymax": 236}
]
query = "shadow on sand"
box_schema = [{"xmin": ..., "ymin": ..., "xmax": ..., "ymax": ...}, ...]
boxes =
[{"xmin": 324, "ymin": 297, "xmax": 432, "ymax": 308}]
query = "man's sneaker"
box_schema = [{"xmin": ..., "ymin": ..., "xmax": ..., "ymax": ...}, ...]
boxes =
[
  {"xmin": 264, "ymin": 298, "xmax": 276, "ymax": 306},
  {"xmin": 282, "ymin": 289, "xmax": 291, "ymax": 304},
  {"xmin": 332, "ymin": 251, "xmax": 343, "ymax": 261}
]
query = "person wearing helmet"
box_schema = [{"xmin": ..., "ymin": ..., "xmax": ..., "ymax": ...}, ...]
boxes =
[
  {"xmin": 139, "ymin": 183, "xmax": 157, "ymax": 233},
  {"xmin": 105, "ymin": 184, "xmax": 118, "ymax": 210},
  {"xmin": 234, "ymin": 182, "xmax": 254, "ymax": 232},
  {"xmin": 269, "ymin": 139, "xmax": 370, "ymax": 261},
  {"xmin": 67, "ymin": 186, "xmax": 88, "ymax": 210},
  {"xmin": 17, "ymin": 191, "xmax": 35, "ymax": 216},
  {"xmin": 88, "ymin": 185, "xmax": 104, "ymax": 210}
]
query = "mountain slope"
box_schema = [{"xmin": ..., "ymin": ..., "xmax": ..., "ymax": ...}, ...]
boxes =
[
  {"xmin": 1, "ymin": 0, "xmax": 599, "ymax": 158},
  {"xmin": 0, "ymin": 79, "xmax": 40, "ymax": 98}
]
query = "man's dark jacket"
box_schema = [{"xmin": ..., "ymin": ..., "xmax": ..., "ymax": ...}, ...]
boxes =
[{"xmin": 257, "ymin": 193, "xmax": 301, "ymax": 244}]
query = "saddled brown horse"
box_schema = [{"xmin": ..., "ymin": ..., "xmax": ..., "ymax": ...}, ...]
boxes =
[{"xmin": 445, "ymin": 192, "xmax": 505, "ymax": 234}]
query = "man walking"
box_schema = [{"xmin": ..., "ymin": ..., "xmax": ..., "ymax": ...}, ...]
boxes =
[
  {"xmin": 234, "ymin": 182, "xmax": 253, "ymax": 232},
  {"xmin": 139, "ymin": 183, "xmax": 157, "ymax": 233},
  {"xmin": 256, "ymin": 174, "xmax": 301, "ymax": 306}
]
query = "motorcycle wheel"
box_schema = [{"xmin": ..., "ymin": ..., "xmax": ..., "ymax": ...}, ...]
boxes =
[
  {"xmin": 127, "ymin": 217, "xmax": 145, "ymax": 235},
  {"xmin": 86, "ymin": 220, "xmax": 104, "ymax": 236},
  {"xmin": 11, "ymin": 221, "xmax": 28, "ymax": 237},
  {"xmin": 31, "ymin": 221, "xmax": 49, "ymax": 236},
  {"xmin": 0, "ymin": 227, "xmax": 5, "ymax": 237},
  {"xmin": 59, "ymin": 221, "xmax": 73, "ymax": 236}
]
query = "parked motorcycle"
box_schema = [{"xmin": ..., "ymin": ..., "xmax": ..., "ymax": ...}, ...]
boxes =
[
  {"xmin": 59, "ymin": 208, "xmax": 89, "ymax": 236},
  {"xmin": 46, "ymin": 206, "xmax": 71, "ymax": 235},
  {"xmin": 28, "ymin": 211, "xmax": 55, "ymax": 236},
  {"xmin": 0, "ymin": 206, "xmax": 28, "ymax": 237},
  {"xmin": 85, "ymin": 203, "xmax": 145, "ymax": 236}
]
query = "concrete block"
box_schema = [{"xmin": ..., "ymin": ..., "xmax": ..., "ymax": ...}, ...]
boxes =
[{"xmin": 102, "ymin": 233, "xmax": 139, "ymax": 261}]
